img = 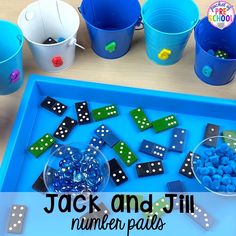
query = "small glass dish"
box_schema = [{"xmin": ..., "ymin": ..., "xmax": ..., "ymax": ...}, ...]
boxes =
[
  {"xmin": 192, "ymin": 136, "xmax": 236, "ymax": 197},
  {"xmin": 43, "ymin": 142, "xmax": 110, "ymax": 194}
]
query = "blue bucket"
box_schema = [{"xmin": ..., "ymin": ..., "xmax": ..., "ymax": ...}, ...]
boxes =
[
  {"xmin": 0, "ymin": 20, "xmax": 24, "ymax": 95},
  {"xmin": 80, "ymin": 0, "xmax": 141, "ymax": 59},
  {"xmin": 141, "ymin": 0, "xmax": 199, "ymax": 65},
  {"xmin": 194, "ymin": 17, "xmax": 236, "ymax": 86}
]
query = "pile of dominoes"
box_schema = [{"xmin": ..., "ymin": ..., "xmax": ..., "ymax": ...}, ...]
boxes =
[{"xmin": 29, "ymin": 96, "xmax": 236, "ymax": 195}]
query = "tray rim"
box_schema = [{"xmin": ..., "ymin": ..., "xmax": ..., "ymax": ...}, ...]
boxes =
[{"xmin": 1, "ymin": 74, "xmax": 236, "ymax": 191}]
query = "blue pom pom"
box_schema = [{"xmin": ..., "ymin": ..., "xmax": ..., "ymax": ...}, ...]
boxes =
[
  {"xmin": 57, "ymin": 37, "xmax": 65, "ymax": 42},
  {"xmin": 204, "ymin": 148, "xmax": 215, "ymax": 156},
  {"xmin": 226, "ymin": 184, "xmax": 236, "ymax": 193},
  {"xmin": 212, "ymin": 174, "xmax": 222, "ymax": 181},
  {"xmin": 199, "ymin": 167, "xmax": 210, "ymax": 175},
  {"xmin": 210, "ymin": 155, "xmax": 219, "ymax": 165},
  {"xmin": 220, "ymin": 156, "xmax": 229, "ymax": 165},
  {"xmin": 205, "ymin": 162, "xmax": 213, "ymax": 167},
  {"xmin": 232, "ymin": 164, "xmax": 236, "ymax": 174},
  {"xmin": 219, "ymin": 185, "xmax": 226, "ymax": 192},
  {"xmin": 196, "ymin": 159, "xmax": 203, "ymax": 167},
  {"xmin": 218, "ymin": 165, "xmax": 224, "ymax": 170},
  {"xmin": 226, "ymin": 149, "xmax": 234, "ymax": 159},
  {"xmin": 228, "ymin": 160, "xmax": 236, "ymax": 172},
  {"xmin": 208, "ymin": 166, "xmax": 216, "ymax": 176},
  {"xmin": 223, "ymin": 165, "xmax": 233, "ymax": 174},
  {"xmin": 216, "ymin": 169, "xmax": 224, "ymax": 176},
  {"xmin": 232, "ymin": 177, "xmax": 236, "ymax": 187},
  {"xmin": 221, "ymin": 175, "xmax": 232, "ymax": 185},
  {"xmin": 195, "ymin": 167, "xmax": 202, "ymax": 175},
  {"xmin": 202, "ymin": 154, "xmax": 209, "ymax": 162},
  {"xmin": 232, "ymin": 154, "xmax": 236, "ymax": 161},
  {"xmin": 220, "ymin": 143, "xmax": 230, "ymax": 152},
  {"xmin": 216, "ymin": 144, "xmax": 229, "ymax": 156},
  {"xmin": 211, "ymin": 180, "xmax": 221, "ymax": 190},
  {"xmin": 202, "ymin": 176, "xmax": 212, "ymax": 187}
]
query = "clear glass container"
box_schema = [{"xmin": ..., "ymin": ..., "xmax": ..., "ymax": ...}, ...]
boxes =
[
  {"xmin": 43, "ymin": 142, "xmax": 110, "ymax": 194},
  {"xmin": 192, "ymin": 136, "xmax": 236, "ymax": 197}
]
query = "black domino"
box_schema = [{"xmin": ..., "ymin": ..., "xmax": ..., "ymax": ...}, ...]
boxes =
[
  {"xmin": 109, "ymin": 158, "xmax": 128, "ymax": 186},
  {"xmin": 84, "ymin": 136, "xmax": 105, "ymax": 157},
  {"xmin": 136, "ymin": 161, "xmax": 164, "ymax": 177},
  {"xmin": 179, "ymin": 152, "xmax": 199, "ymax": 178},
  {"xmin": 139, "ymin": 140, "xmax": 167, "ymax": 159},
  {"xmin": 167, "ymin": 180, "xmax": 185, "ymax": 192},
  {"xmin": 95, "ymin": 125, "xmax": 120, "ymax": 147},
  {"xmin": 41, "ymin": 96, "xmax": 67, "ymax": 116},
  {"xmin": 75, "ymin": 101, "xmax": 91, "ymax": 125},
  {"xmin": 203, "ymin": 123, "xmax": 220, "ymax": 147},
  {"xmin": 169, "ymin": 128, "xmax": 187, "ymax": 152},
  {"xmin": 32, "ymin": 172, "xmax": 47, "ymax": 192},
  {"xmin": 54, "ymin": 116, "xmax": 77, "ymax": 141},
  {"xmin": 43, "ymin": 37, "xmax": 57, "ymax": 44}
]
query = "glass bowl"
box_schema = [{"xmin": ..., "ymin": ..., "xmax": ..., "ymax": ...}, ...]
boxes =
[
  {"xmin": 43, "ymin": 142, "xmax": 110, "ymax": 194},
  {"xmin": 192, "ymin": 136, "xmax": 236, "ymax": 197}
]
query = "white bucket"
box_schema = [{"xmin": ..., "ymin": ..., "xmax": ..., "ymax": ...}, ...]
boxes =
[{"xmin": 18, "ymin": 0, "xmax": 80, "ymax": 72}]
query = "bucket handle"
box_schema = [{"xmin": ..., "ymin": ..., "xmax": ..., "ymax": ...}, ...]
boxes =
[
  {"xmin": 68, "ymin": 38, "xmax": 85, "ymax": 50},
  {"xmin": 135, "ymin": 16, "xmax": 144, "ymax": 30}
]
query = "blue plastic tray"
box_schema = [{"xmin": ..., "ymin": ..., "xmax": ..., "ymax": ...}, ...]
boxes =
[{"xmin": 1, "ymin": 74, "xmax": 236, "ymax": 192}]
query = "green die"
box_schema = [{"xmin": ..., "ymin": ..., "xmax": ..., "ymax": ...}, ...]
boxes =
[
  {"xmin": 113, "ymin": 141, "xmax": 138, "ymax": 166},
  {"xmin": 215, "ymin": 50, "xmax": 229, "ymax": 59},
  {"xmin": 114, "ymin": 195, "xmax": 144, "ymax": 210},
  {"xmin": 92, "ymin": 104, "xmax": 118, "ymax": 121},
  {"xmin": 28, "ymin": 133, "xmax": 55, "ymax": 158},
  {"xmin": 152, "ymin": 114, "xmax": 178, "ymax": 133},
  {"xmin": 222, "ymin": 130, "xmax": 236, "ymax": 152},
  {"xmin": 143, "ymin": 197, "xmax": 170, "ymax": 220},
  {"xmin": 130, "ymin": 107, "xmax": 152, "ymax": 131}
]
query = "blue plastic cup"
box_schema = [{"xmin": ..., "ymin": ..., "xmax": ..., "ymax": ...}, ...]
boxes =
[
  {"xmin": 194, "ymin": 16, "xmax": 236, "ymax": 86},
  {"xmin": 80, "ymin": 0, "xmax": 141, "ymax": 59},
  {"xmin": 0, "ymin": 20, "xmax": 24, "ymax": 95},
  {"xmin": 141, "ymin": 0, "xmax": 199, "ymax": 65}
]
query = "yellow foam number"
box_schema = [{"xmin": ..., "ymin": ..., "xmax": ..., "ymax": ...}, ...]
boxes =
[{"xmin": 158, "ymin": 49, "xmax": 172, "ymax": 60}]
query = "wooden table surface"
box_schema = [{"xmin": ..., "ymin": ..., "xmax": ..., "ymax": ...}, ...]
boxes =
[{"xmin": 0, "ymin": 0, "xmax": 235, "ymax": 163}]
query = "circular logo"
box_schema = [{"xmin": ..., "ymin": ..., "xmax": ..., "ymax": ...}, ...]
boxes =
[{"xmin": 207, "ymin": 1, "xmax": 235, "ymax": 29}]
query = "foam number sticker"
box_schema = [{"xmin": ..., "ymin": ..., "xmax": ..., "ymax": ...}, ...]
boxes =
[
  {"xmin": 52, "ymin": 56, "xmax": 63, "ymax": 67},
  {"xmin": 10, "ymin": 70, "xmax": 20, "ymax": 83},
  {"xmin": 202, "ymin": 66, "xmax": 213, "ymax": 77},
  {"xmin": 105, "ymin": 41, "xmax": 116, "ymax": 53},
  {"xmin": 158, "ymin": 49, "xmax": 172, "ymax": 60}
]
